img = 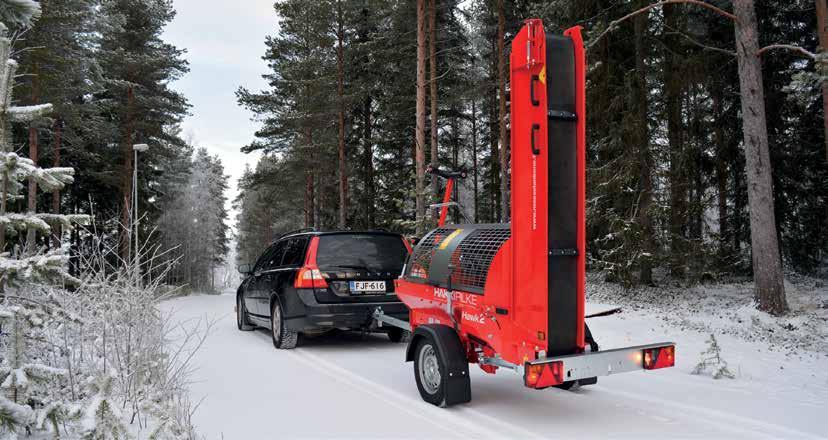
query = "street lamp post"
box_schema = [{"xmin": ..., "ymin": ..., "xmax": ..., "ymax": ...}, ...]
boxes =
[{"xmin": 132, "ymin": 143, "xmax": 149, "ymax": 281}]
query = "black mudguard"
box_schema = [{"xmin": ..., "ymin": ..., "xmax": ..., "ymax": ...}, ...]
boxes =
[{"xmin": 406, "ymin": 324, "xmax": 471, "ymax": 406}]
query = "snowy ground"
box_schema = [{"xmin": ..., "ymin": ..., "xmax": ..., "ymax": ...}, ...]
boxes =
[{"xmin": 161, "ymin": 285, "xmax": 828, "ymax": 439}]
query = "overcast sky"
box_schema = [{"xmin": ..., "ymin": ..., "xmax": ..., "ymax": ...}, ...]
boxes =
[{"xmin": 163, "ymin": 1, "xmax": 276, "ymax": 227}]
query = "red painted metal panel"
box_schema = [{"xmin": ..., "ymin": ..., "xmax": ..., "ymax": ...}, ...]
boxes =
[
  {"xmin": 509, "ymin": 19, "xmax": 549, "ymax": 362},
  {"xmin": 438, "ymin": 178, "xmax": 454, "ymax": 227}
]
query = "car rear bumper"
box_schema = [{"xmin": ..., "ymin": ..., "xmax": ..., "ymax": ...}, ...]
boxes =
[{"xmin": 283, "ymin": 289, "xmax": 409, "ymax": 332}]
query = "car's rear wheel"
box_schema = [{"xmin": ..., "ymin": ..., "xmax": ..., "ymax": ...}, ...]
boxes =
[
  {"xmin": 414, "ymin": 338, "xmax": 446, "ymax": 406},
  {"xmin": 271, "ymin": 300, "xmax": 298, "ymax": 349},
  {"xmin": 237, "ymin": 296, "xmax": 254, "ymax": 331}
]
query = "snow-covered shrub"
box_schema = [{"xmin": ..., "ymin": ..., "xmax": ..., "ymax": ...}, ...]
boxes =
[
  {"xmin": 0, "ymin": 238, "xmax": 210, "ymax": 438},
  {"xmin": 80, "ymin": 372, "xmax": 129, "ymax": 439},
  {"xmin": 692, "ymin": 333, "xmax": 735, "ymax": 379}
]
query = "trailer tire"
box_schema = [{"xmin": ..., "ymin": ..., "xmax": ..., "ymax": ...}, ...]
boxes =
[
  {"xmin": 408, "ymin": 325, "xmax": 471, "ymax": 407},
  {"xmin": 414, "ymin": 338, "xmax": 447, "ymax": 406}
]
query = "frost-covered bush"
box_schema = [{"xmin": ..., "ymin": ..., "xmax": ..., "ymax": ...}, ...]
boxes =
[
  {"xmin": 692, "ymin": 333, "xmax": 735, "ymax": 379},
  {"xmin": 0, "ymin": 242, "xmax": 210, "ymax": 438}
]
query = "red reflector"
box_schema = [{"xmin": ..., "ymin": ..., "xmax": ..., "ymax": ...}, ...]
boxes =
[
  {"xmin": 524, "ymin": 361, "xmax": 564, "ymax": 389},
  {"xmin": 643, "ymin": 345, "xmax": 675, "ymax": 370}
]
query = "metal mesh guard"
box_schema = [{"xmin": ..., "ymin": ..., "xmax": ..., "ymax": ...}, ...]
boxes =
[
  {"xmin": 449, "ymin": 228, "xmax": 511, "ymax": 292},
  {"xmin": 408, "ymin": 227, "xmax": 457, "ymax": 279}
]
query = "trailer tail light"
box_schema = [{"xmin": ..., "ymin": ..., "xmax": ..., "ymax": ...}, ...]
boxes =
[
  {"xmin": 643, "ymin": 345, "xmax": 675, "ymax": 370},
  {"xmin": 295, "ymin": 267, "xmax": 328, "ymax": 289},
  {"xmin": 524, "ymin": 361, "xmax": 564, "ymax": 389}
]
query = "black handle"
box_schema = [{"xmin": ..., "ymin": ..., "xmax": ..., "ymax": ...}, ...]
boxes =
[
  {"xmin": 530, "ymin": 75, "xmax": 540, "ymax": 106},
  {"xmin": 531, "ymin": 124, "xmax": 540, "ymax": 155},
  {"xmin": 426, "ymin": 165, "xmax": 467, "ymax": 179}
]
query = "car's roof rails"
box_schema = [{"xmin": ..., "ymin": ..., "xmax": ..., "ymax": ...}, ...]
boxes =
[{"xmin": 277, "ymin": 227, "xmax": 317, "ymax": 239}]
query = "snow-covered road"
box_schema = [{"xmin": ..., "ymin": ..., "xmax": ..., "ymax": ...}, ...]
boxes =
[{"xmin": 161, "ymin": 293, "xmax": 828, "ymax": 439}]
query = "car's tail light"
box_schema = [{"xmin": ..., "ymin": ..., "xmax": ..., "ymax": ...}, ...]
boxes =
[
  {"xmin": 643, "ymin": 345, "xmax": 675, "ymax": 370},
  {"xmin": 524, "ymin": 361, "xmax": 564, "ymax": 389},
  {"xmin": 295, "ymin": 267, "xmax": 329, "ymax": 289},
  {"xmin": 295, "ymin": 236, "xmax": 328, "ymax": 289}
]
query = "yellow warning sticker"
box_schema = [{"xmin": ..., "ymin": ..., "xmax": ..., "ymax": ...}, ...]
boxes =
[
  {"xmin": 438, "ymin": 229, "xmax": 463, "ymax": 250},
  {"xmin": 539, "ymin": 66, "xmax": 546, "ymax": 85}
]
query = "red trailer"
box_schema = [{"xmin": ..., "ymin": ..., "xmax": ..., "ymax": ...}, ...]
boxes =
[{"xmin": 377, "ymin": 20, "xmax": 675, "ymax": 407}]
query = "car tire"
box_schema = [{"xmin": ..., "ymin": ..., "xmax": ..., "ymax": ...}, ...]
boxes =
[
  {"xmin": 387, "ymin": 327, "xmax": 409, "ymax": 343},
  {"xmin": 413, "ymin": 337, "xmax": 447, "ymax": 407},
  {"xmin": 271, "ymin": 300, "xmax": 298, "ymax": 349},
  {"xmin": 237, "ymin": 296, "xmax": 254, "ymax": 331}
]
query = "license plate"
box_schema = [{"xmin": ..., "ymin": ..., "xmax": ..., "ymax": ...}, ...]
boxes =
[{"xmin": 349, "ymin": 281, "xmax": 386, "ymax": 293}]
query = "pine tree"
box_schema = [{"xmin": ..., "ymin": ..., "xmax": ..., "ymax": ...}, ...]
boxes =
[
  {"xmin": 0, "ymin": 0, "xmax": 40, "ymax": 28},
  {"xmin": 692, "ymin": 334, "xmax": 735, "ymax": 379},
  {"xmin": 95, "ymin": 0, "xmax": 189, "ymax": 263}
]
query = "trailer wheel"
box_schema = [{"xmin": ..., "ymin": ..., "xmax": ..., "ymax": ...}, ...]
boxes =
[
  {"xmin": 414, "ymin": 338, "xmax": 447, "ymax": 406},
  {"xmin": 271, "ymin": 300, "xmax": 298, "ymax": 349}
]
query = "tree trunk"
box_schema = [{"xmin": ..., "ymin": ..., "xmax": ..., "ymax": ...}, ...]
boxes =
[
  {"xmin": 497, "ymin": 0, "xmax": 509, "ymax": 222},
  {"xmin": 415, "ymin": 0, "xmax": 427, "ymax": 234},
  {"xmin": 304, "ymin": 127, "xmax": 315, "ymax": 228},
  {"xmin": 712, "ymin": 85, "xmax": 729, "ymax": 255},
  {"xmin": 451, "ymin": 109, "xmax": 459, "ymax": 223},
  {"xmin": 471, "ymin": 97, "xmax": 479, "ymax": 223},
  {"xmin": 489, "ymin": 18, "xmax": 499, "ymax": 222},
  {"xmin": 429, "ymin": 0, "xmax": 439, "ymax": 201},
  {"xmin": 733, "ymin": 0, "xmax": 787, "ymax": 315},
  {"xmin": 633, "ymin": 2, "xmax": 654, "ymax": 285},
  {"xmin": 664, "ymin": 4, "xmax": 687, "ymax": 278},
  {"xmin": 26, "ymin": 68, "xmax": 39, "ymax": 253},
  {"xmin": 336, "ymin": 0, "xmax": 348, "ymax": 229},
  {"xmin": 305, "ymin": 171, "xmax": 314, "ymax": 228},
  {"xmin": 688, "ymin": 89, "xmax": 704, "ymax": 245},
  {"xmin": 362, "ymin": 96, "xmax": 375, "ymax": 229},
  {"xmin": 120, "ymin": 86, "xmax": 135, "ymax": 263},
  {"xmin": 816, "ymin": 0, "xmax": 828, "ymax": 161},
  {"xmin": 51, "ymin": 118, "xmax": 62, "ymax": 247}
]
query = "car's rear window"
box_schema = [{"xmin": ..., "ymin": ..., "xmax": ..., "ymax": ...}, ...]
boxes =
[{"xmin": 316, "ymin": 234, "xmax": 408, "ymax": 274}]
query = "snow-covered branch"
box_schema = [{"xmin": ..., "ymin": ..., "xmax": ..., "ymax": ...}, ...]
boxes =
[{"xmin": 6, "ymin": 103, "xmax": 52, "ymax": 122}]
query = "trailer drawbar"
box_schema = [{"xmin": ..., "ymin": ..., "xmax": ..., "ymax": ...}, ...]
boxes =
[{"xmin": 377, "ymin": 19, "xmax": 676, "ymax": 407}]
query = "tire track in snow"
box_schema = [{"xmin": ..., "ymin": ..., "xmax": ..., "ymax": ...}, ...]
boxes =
[
  {"xmin": 287, "ymin": 342, "xmax": 544, "ymax": 439},
  {"xmin": 252, "ymin": 332, "xmax": 486, "ymax": 438},
  {"xmin": 595, "ymin": 386, "xmax": 821, "ymax": 439}
]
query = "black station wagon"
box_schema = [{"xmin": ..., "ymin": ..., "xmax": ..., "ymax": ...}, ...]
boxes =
[{"xmin": 236, "ymin": 230, "xmax": 411, "ymax": 348}]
